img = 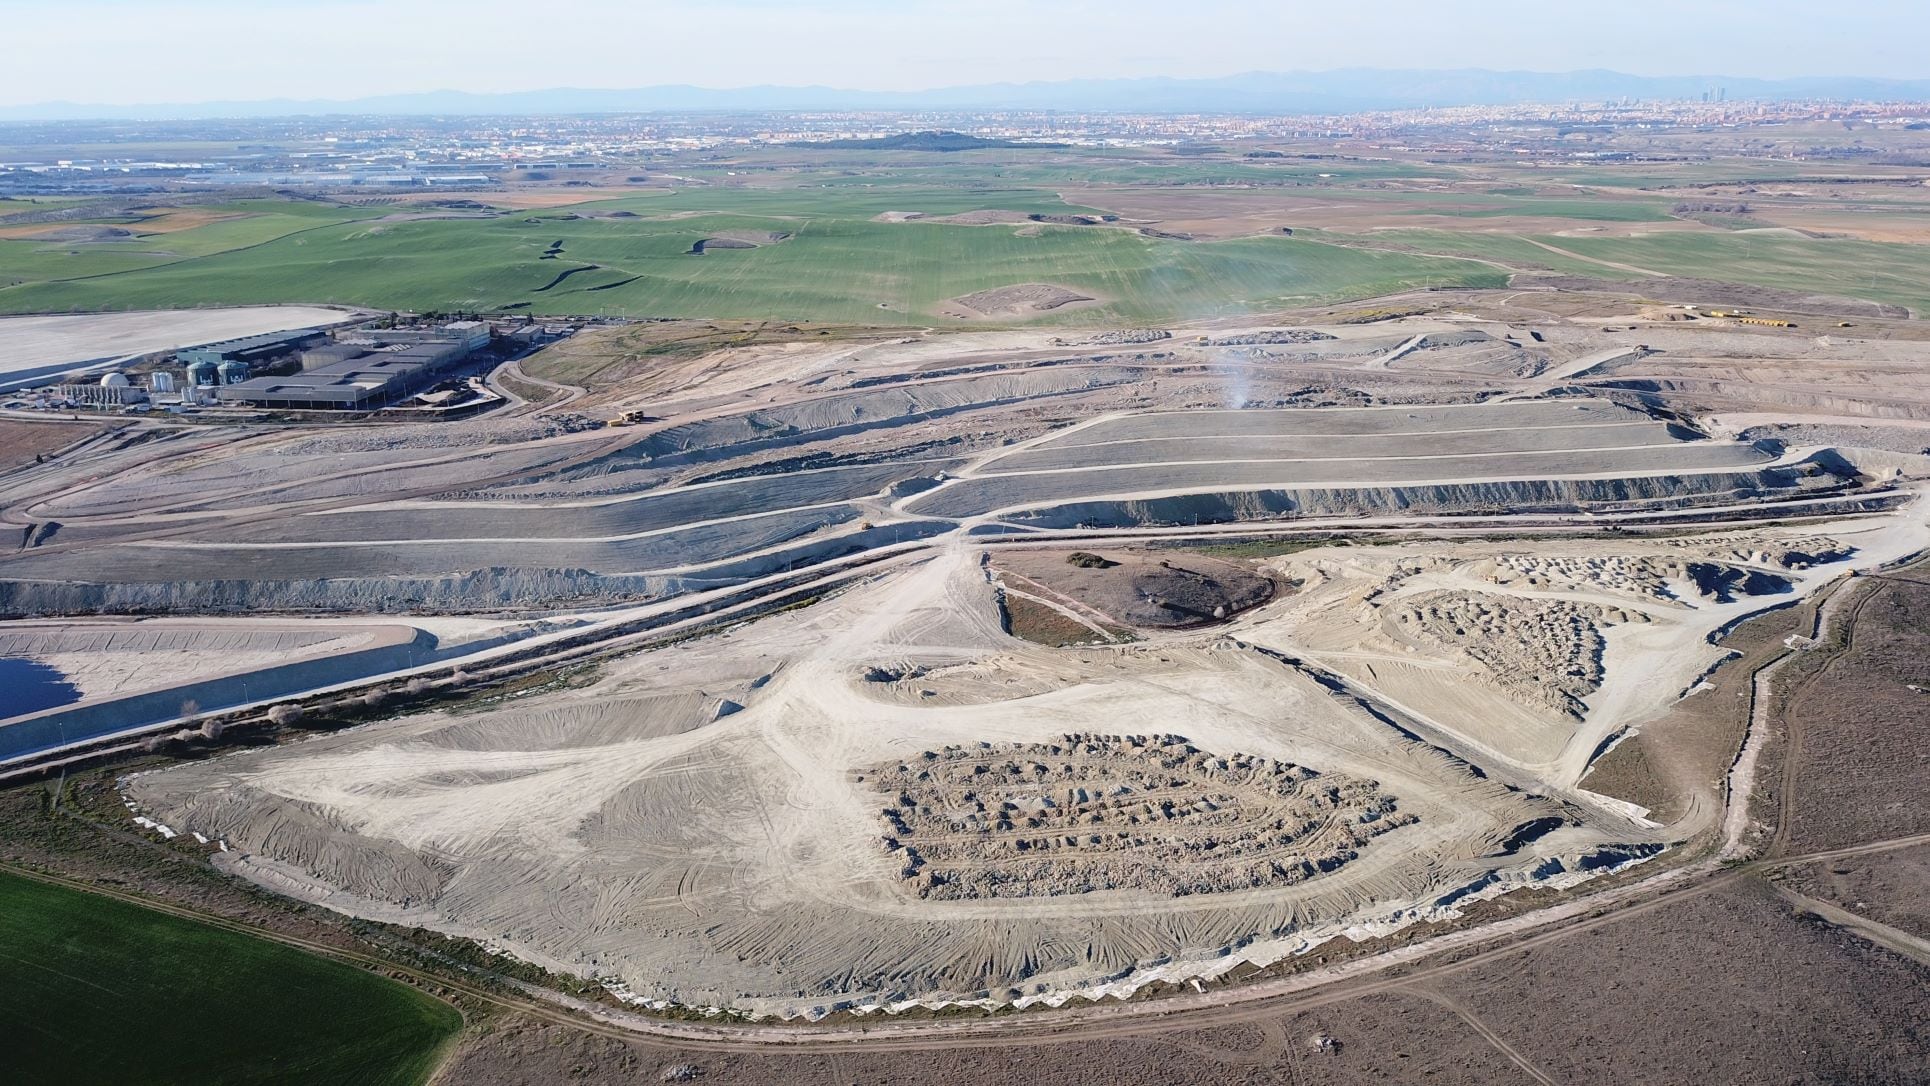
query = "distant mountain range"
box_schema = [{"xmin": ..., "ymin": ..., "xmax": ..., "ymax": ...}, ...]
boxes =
[{"xmin": 8, "ymin": 69, "xmax": 1930, "ymax": 121}]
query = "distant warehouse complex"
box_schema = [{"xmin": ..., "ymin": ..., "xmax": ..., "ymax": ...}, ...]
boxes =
[{"xmin": 213, "ymin": 321, "xmax": 491, "ymax": 410}]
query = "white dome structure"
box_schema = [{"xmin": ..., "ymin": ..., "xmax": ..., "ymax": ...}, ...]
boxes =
[{"xmin": 100, "ymin": 372, "xmax": 130, "ymax": 388}]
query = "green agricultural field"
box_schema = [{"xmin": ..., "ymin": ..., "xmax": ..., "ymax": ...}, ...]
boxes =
[
  {"xmin": 1314, "ymin": 230, "xmax": 1638, "ymax": 278},
  {"xmin": 0, "ymin": 870, "xmax": 461, "ymax": 1085},
  {"xmin": 1545, "ymin": 231, "xmax": 1930, "ymax": 313},
  {"xmin": 940, "ymin": 159, "xmax": 1456, "ymax": 186},
  {"xmin": 565, "ymin": 185, "xmax": 1101, "ymax": 219},
  {"xmin": 1414, "ymin": 197, "xmax": 1676, "ymax": 222},
  {"xmin": 0, "ymin": 243, "xmax": 180, "ymax": 284},
  {"xmin": 1341, "ymin": 227, "xmax": 1930, "ymax": 314},
  {"xmin": 0, "ymin": 190, "xmax": 1505, "ymax": 323},
  {"xmin": 0, "ymin": 201, "xmax": 395, "ymax": 295},
  {"xmin": 1488, "ymin": 158, "xmax": 1927, "ymax": 190},
  {"xmin": 0, "ymin": 196, "xmax": 94, "ymax": 216},
  {"xmin": 6, "ymin": 166, "xmax": 1921, "ymax": 322}
]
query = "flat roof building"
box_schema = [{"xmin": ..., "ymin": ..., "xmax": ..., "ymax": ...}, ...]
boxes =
[
  {"xmin": 216, "ymin": 358, "xmax": 433, "ymax": 410},
  {"xmin": 214, "ymin": 333, "xmax": 483, "ymax": 410},
  {"xmin": 439, "ymin": 321, "xmax": 491, "ymax": 351},
  {"xmin": 177, "ymin": 328, "xmax": 329, "ymax": 369},
  {"xmin": 342, "ymin": 322, "xmax": 490, "ymax": 353}
]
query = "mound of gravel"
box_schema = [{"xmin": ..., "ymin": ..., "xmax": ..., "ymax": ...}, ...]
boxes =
[
  {"xmin": 1209, "ymin": 329, "xmax": 1337, "ymax": 346},
  {"xmin": 998, "ymin": 550, "xmax": 1273, "ymax": 628}
]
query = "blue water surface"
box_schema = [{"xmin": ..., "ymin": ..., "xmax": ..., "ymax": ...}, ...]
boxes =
[{"xmin": 0, "ymin": 656, "xmax": 83, "ymax": 718}]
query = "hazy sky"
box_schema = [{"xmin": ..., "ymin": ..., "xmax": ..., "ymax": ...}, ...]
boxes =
[{"xmin": 2, "ymin": 0, "xmax": 1923, "ymax": 106}]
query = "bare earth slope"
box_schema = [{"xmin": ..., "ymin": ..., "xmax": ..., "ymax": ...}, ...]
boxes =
[{"xmin": 12, "ymin": 291, "xmax": 1930, "ymax": 1030}]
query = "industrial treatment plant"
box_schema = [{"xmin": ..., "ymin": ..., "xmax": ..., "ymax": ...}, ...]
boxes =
[{"xmin": 36, "ymin": 319, "xmax": 544, "ymax": 413}]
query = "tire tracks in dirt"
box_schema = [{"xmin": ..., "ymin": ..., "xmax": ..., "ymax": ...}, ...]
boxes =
[
  {"xmin": 1402, "ymin": 985, "xmax": 1559, "ymax": 1085},
  {"xmin": 9, "ymin": 827, "xmax": 1930, "ymax": 1057}
]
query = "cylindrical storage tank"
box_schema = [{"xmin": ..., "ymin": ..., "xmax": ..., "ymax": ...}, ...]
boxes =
[
  {"xmin": 216, "ymin": 360, "xmax": 249, "ymax": 385},
  {"xmin": 100, "ymin": 372, "xmax": 130, "ymax": 388},
  {"xmin": 149, "ymin": 371, "xmax": 178, "ymax": 393},
  {"xmin": 186, "ymin": 360, "xmax": 219, "ymax": 387}
]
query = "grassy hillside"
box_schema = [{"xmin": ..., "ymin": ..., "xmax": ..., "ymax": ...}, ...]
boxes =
[
  {"xmin": 0, "ymin": 869, "xmax": 461, "ymax": 1085},
  {"xmin": 0, "ymin": 201, "xmax": 395, "ymax": 288},
  {"xmin": 0, "ymin": 192, "xmax": 1504, "ymax": 323},
  {"xmin": 4, "ymin": 167, "xmax": 1925, "ymax": 321},
  {"xmin": 1347, "ymin": 228, "xmax": 1930, "ymax": 314}
]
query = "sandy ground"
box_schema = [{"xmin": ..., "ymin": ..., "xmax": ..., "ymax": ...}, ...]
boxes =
[
  {"xmin": 19, "ymin": 570, "xmax": 1928, "ymax": 1086},
  {"xmin": 11, "ymin": 286, "xmax": 1930, "ymax": 1024},
  {"xmin": 127, "ymin": 507, "xmax": 1930, "ymax": 1018},
  {"xmin": 432, "ymin": 875, "xmax": 1930, "ymax": 1085},
  {"xmin": 121, "ymin": 502, "xmax": 1927, "ymax": 1018},
  {"xmin": 1767, "ymin": 573, "xmax": 1930, "ymax": 854},
  {"xmin": 0, "ymin": 620, "xmax": 396, "ymax": 704},
  {"xmin": 0, "ymin": 418, "xmax": 104, "ymax": 472},
  {"xmin": 1234, "ymin": 515, "xmax": 1929, "ymax": 792},
  {"xmin": 120, "ymin": 543, "xmax": 1552, "ymax": 1011}
]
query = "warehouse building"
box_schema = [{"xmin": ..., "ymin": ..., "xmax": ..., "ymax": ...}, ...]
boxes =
[
  {"xmin": 217, "ymin": 353, "xmax": 447, "ymax": 410},
  {"xmin": 176, "ymin": 328, "xmax": 330, "ymax": 370},
  {"xmin": 214, "ymin": 329, "xmax": 487, "ymax": 410}
]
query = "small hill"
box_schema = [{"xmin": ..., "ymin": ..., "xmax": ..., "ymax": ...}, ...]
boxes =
[
  {"xmin": 993, "ymin": 549, "xmax": 1275, "ymax": 630},
  {"xmin": 792, "ymin": 130, "xmax": 1068, "ymax": 152}
]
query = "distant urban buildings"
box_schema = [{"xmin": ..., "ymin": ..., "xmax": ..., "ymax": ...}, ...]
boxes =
[{"xmin": 7, "ymin": 98, "xmax": 1930, "ymax": 195}]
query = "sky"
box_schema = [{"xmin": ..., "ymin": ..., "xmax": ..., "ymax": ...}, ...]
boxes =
[{"xmin": 1, "ymin": 0, "xmax": 1924, "ymax": 107}]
